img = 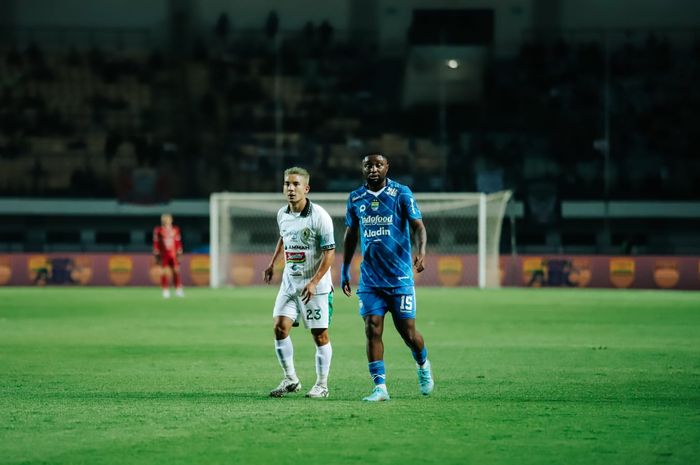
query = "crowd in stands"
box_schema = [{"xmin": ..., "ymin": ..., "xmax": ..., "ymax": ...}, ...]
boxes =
[{"xmin": 1, "ymin": 18, "xmax": 698, "ymax": 201}]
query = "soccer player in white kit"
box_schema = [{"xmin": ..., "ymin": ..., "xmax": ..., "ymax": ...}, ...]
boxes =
[{"xmin": 263, "ymin": 167, "xmax": 336, "ymax": 398}]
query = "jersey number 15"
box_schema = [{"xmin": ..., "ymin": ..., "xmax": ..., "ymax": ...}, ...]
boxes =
[{"xmin": 399, "ymin": 295, "xmax": 413, "ymax": 311}]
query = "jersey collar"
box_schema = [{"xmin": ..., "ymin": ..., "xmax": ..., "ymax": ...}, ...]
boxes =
[
  {"xmin": 285, "ymin": 199, "xmax": 312, "ymax": 217},
  {"xmin": 364, "ymin": 178, "xmax": 393, "ymax": 195}
]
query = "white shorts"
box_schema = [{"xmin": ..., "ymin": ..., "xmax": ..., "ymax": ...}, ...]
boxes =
[{"xmin": 272, "ymin": 289, "xmax": 333, "ymax": 329}]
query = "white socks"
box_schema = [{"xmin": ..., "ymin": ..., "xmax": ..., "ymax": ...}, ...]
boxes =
[
  {"xmin": 274, "ymin": 337, "xmax": 332, "ymax": 387},
  {"xmin": 274, "ymin": 336, "xmax": 297, "ymax": 380},
  {"xmin": 315, "ymin": 342, "xmax": 332, "ymax": 387}
]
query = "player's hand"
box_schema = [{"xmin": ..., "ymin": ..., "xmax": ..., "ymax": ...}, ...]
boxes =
[
  {"xmin": 301, "ymin": 282, "xmax": 317, "ymax": 304},
  {"xmin": 341, "ymin": 263, "xmax": 352, "ymax": 296},
  {"xmin": 413, "ymin": 253, "xmax": 425, "ymax": 273},
  {"xmin": 342, "ymin": 280, "xmax": 352, "ymax": 297},
  {"xmin": 263, "ymin": 265, "xmax": 274, "ymax": 284}
]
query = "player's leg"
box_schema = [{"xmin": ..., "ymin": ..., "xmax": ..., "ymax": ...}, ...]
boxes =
[
  {"xmin": 270, "ymin": 291, "xmax": 301, "ymax": 397},
  {"xmin": 160, "ymin": 256, "xmax": 171, "ymax": 298},
  {"xmin": 365, "ymin": 314, "xmax": 385, "ymax": 363},
  {"xmin": 172, "ymin": 260, "xmax": 184, "ymax": 297},
  {"xmin": 304, "ymin": 292, "xmax": 333, "ymax": 398},
  {"xmin": 307, "ymin": 328, "xmax": 331, "ymax": 398},
  {"xmin": 390, "ymin": 290, "xmax": 434, "ymax": 396},
  {"xmin": 359, "ymin": 290, "xmax": 390, "ymax": 401},
  {"xmin": 390, "ymin": 313, "xmax": 426, "ymax": 360}
]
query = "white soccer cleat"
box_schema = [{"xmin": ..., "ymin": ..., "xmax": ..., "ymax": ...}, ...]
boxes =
[
  {"xmin": 305, "ymin": 384, "xmax": 329, "ymax": 398},
  {"xmin": 175, "ymin": 287, "xmax": 185, "ymax": 298},
  {"xmin": 269, "ymin": 378, "xmax": 301, "ymax": 397},
  {"xmin": 363, "ymin": 385, "xmax": 390, "ymax": 402},
  {"xmin": 162, "ymin": 289, "xmax": 171, "ymax": 299},
  {"xmin": 417, "ymin": 360, "xmax": 434, "ymax": 396}
]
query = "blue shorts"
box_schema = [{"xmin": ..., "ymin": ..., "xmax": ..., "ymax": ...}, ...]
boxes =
[{"xmin": 357, "ymin": 287, "xmax": 416, "ymax": 320}]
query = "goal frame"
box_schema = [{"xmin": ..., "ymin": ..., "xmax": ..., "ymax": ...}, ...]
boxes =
[{"xmin": 210, "ymin": 191, "xmax": 512, "ymax": 289}]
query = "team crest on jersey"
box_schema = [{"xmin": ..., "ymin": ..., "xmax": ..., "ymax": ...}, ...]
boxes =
[
  {"xmin": 370, "ymin": 199, "xmax": 380, "ymax": 211},
  {"xmin": 386, "ymin": 187, "xmax": 398, "ymax": 197},
  {"xmin": 300, "ymin": 228, "xmax": 312, "ymax": 244},
  {"xmin": 288, "ymin": 228, "xmax": 312, "ymax": 246}
]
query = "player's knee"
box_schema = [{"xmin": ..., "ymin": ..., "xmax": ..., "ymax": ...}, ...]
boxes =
[
  {"xmin": 364, "ymin": 322, "xmax": 382, "ymax": 340},
  {"xmin": 311, "ymin": 329, "xmax": 329, "ymax": 346},
  {"xmin": 273, "ymin": 324, "xmax": 289, "ymax": 339},
  {"xmin": 398, "ymin": 324, "xmax": 420, "ymax": 346}
]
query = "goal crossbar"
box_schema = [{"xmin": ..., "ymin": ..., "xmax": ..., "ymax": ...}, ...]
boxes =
[{"xmin": 210, "ymin": 191, "xmax": 512, "ymax": 289}]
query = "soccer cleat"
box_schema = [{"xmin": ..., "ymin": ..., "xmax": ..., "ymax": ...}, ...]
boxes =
[
  {"xmin": 362, "ymin": 385, "xmax": 390, "ymax": 402},
  {"xmin": 175, "ymin": 287, "xmax": 185, "ymax": 298},
  {"xmin": 162, "ymin": 289, "xmax": 171, "ymax": 299},
  {"xmin": 269, "ymin": 378, "xmax": 301, "ymax": 397},
  {"xmin": 417, "ymin": 360, "xmax": 434, "ymax": 396},
  {"xmin": 305, "ymin": 384, "xmax": 329, "ymax": 398}
]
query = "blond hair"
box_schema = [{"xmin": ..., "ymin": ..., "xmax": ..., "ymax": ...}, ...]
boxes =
[{"xmin": 284, "ymin": 166, "xmax": 310, "ymax": 183}]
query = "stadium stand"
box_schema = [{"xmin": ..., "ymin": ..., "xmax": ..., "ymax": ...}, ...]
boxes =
[{"xmin": 1, "ymin": 26, "xmax": 698, "ymax": 201}]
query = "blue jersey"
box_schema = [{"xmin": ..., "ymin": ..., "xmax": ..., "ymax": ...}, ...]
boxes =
[{"xmin": 345, "ymin": 179, "xmax": 422, "ymax": 291}]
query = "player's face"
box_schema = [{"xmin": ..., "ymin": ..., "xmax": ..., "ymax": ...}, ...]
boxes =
[
  {"xmin": 161, "ymin": 215, "xmax": 173, "ymax": 227},
  {"xmin": 283, "ymin": 174, "xmax": 310, "ymax": 204},
  {"xmin": 362, "ymin": 154, "xmax": 389, "ymax": 187}
]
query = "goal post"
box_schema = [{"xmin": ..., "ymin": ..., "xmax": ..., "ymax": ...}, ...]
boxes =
[{"xmin": 209, "ymin": 191, "xmax": 512, "ymax": 289}]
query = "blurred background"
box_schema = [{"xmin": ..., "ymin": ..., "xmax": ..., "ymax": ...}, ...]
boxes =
[{"xmin": 0, "ymin": 0, "xmax": 699, "ymax": 282}]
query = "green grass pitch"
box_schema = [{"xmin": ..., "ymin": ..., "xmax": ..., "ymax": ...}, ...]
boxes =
[{"xmin": 1, "ymin": 287, "xmax": 699, "ymax": 465}]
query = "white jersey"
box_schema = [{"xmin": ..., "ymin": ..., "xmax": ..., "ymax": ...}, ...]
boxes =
[{"xmin": 277, "ymin": 200, "xmax": 335, "ymax": 294}]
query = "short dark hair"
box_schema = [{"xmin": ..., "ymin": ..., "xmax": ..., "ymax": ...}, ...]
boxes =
[{"xmin": 361, "ymin": 149, "xmax": 387, "ymax": 161}]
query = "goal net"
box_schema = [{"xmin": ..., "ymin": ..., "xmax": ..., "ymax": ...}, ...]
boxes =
[{"xmin": 210, "ymin": 191, "xmax": 512, "ymax": 289}]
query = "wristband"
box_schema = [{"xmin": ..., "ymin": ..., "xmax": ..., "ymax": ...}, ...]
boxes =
[{"xmin": 341, "ymin": 263, "xmax": 351, "ymax": 283}]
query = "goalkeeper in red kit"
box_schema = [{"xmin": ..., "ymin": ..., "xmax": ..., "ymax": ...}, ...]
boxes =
[{"xmin": 153, "ymin": 213, "xmax": 184, "ymax": 298}]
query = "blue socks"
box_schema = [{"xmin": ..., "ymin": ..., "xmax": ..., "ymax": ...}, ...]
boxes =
[
  {"xmin": 368, "ymin": 360, "xmax": 386, "ymax": 386},
  {"xmin": 369, "ymin": 348, "xmax": 426, "ymax": 387},
  {"xmin": 412, "ymin": 347, "xmax": 428, "ymax": 366}
]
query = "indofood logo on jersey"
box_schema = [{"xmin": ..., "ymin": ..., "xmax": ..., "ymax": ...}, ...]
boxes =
[
  {"xmin": 362, "ymin": 214, "xmax": 393, "ymax": 225},
  {"xmin": 362, "ymin": 214, "xmax": 393, "ymax": 238}
]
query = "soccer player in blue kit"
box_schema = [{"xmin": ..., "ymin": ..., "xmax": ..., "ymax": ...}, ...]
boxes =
[{"xmin": 341, "ymin": 152, "xmax": 434, "ymax": 401}]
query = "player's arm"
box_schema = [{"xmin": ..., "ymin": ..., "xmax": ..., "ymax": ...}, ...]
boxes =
[
  {"xmin": 263, "ymin": 237, "xmax": 284, "ymax": 284},
  {"xmin": 341, "ymin": 225, "xmax": 359, "ymax": 296},
  {"xmin": 152, "ymin": 227, "xmax": 162, "ymax": 266},
  {"xmin": 175, "ymin": 227, "xmax": 183, "ymax": 258},
  {"xmin": 409, "ymin": 218, "xmax": 427, "ymax": 273},
  {"xmin": 301, "ymin": 247, "xmax": 335, "ymax": 304}
]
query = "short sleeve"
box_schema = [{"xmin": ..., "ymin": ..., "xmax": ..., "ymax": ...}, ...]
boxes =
[
  {"xmin": 345, "ymin": 194, "xmax": 358, "ymax": 228},
  {"xmin": 399, "ymin": 187, "xmax": 422, "ymax": 221},
  {"xmin": 317, "ymin": 208, "xmax": 336, "ymax": 250},
  {"xmin": 276, "ymin": 208, "xmax": 284, "ymax": 237}
]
